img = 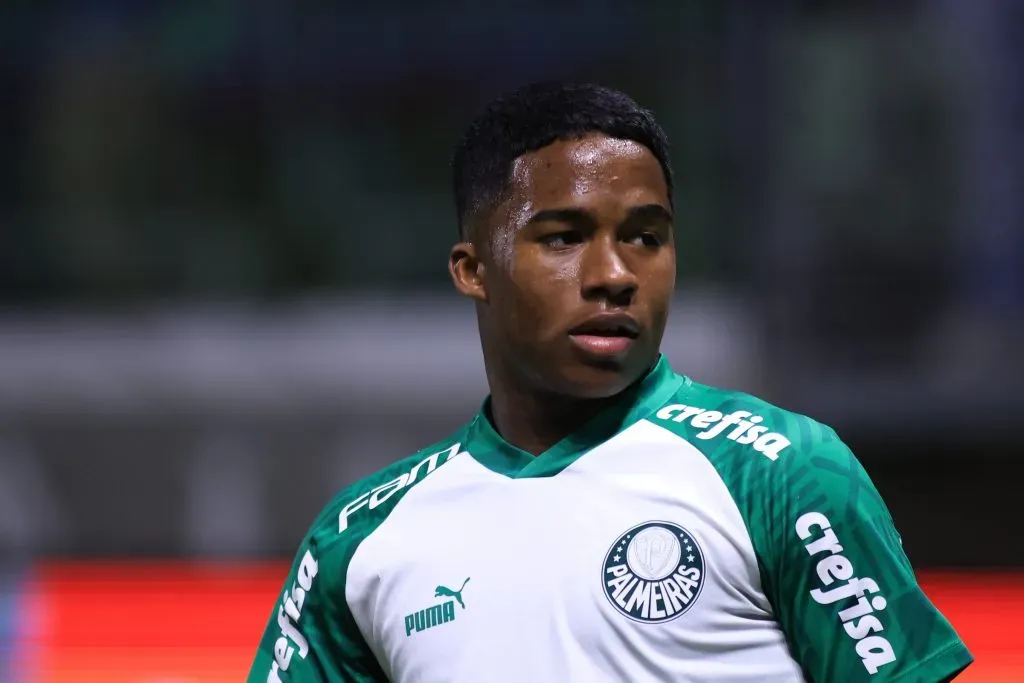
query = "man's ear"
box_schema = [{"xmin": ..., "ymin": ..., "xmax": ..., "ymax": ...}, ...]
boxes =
[{"xmin": 449, "ymin": 240, "xmax": 487, "ymax": 303}]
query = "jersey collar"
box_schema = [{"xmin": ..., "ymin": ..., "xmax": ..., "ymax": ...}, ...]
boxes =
[{"xmin": 465, "ymin": 355, "xmax": 686, "ymax": 479}]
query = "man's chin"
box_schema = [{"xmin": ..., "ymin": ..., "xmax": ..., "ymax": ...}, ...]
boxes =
[{"xmin": 554, "ymin": 357, "xmax": 647, "ymax": 400}]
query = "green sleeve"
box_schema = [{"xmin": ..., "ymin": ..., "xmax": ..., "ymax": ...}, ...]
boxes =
[
  {"xmin": 760, "ymin": 429, "xmax": 973, "ymax": 682},
  {"xmin": 246, "ymin": 439, "xmax": 464, "ymax": 682},
  {"xmin": 246, "ymin": 514, "xmax": 386, "ymax": 682}
]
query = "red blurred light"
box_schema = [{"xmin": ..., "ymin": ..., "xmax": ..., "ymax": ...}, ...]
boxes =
[{"xmin": 14, "ymin": 564, "xmax": 1022, "ymax": 683}]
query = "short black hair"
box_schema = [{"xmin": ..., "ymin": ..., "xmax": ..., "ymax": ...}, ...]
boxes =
[{"xmin": 452, "ymin": 81, "xmax": 673, "ymax": 241}]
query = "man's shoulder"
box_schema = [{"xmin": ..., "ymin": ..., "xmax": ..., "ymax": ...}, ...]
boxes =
[
  {"xmin": 647, "ymin": 376, "xmax": 848, "ymax": 466},
  {"xmin": 305, "ymin": 428, "xmax": 471, "ymax": 549},
  {"xmin": 646, "ymin": 378, "xmax": 872, "ymax": 527}
]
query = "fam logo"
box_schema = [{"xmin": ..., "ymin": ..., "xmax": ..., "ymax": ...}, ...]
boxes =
[{"xmin": 602, "ymin": 521, "xmax": 705, "ymax": 624}]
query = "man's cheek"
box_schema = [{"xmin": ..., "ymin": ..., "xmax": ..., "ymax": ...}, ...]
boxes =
[{"xmin": 553, "ymin": 257, "xmax": 583, "ymax": 282}]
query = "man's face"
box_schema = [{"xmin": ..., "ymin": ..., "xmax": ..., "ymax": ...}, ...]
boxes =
[{"xmin": 463, "ymin": 133, "xmax": 676, "ymax": 399}]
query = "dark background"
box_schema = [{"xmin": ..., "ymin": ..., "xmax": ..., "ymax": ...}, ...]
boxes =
[{"xmin": 1, "ymin": 1, "xmax": 1022, "ymax": 572}]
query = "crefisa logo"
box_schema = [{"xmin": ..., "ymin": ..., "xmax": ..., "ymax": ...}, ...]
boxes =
[{"xmin": 602, "ymin": 521, "xmax": 705, "ymax": 624}]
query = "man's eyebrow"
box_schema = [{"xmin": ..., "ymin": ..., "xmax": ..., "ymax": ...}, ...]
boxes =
[
  {"xmin": 525, "ymin": 204, "xmax": 673, "ymax": 231},
  {"xmin": 526, "ymin": 204, "xmax": 673, "ymax": 228},
  {"xmin": 623, "ymin": 203, "xmax": 674, "ymax": 224},
  {"xmin": 525, "ymin": 207, "xmax": 596, "ymax": 228}
]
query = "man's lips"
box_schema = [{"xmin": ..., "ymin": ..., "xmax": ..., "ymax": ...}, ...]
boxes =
[
  {"xmin": 569, "ymin": 334, "xmax": 635, "ymax": 356},
  {"xmin": 567, "ymin": 312, "xmax": 641, "ymax": 338},
  {"xmin": 567, "ymin": 313, "xmax": 641, "ymax": 358}
]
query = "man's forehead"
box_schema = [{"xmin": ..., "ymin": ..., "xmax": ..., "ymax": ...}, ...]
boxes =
[
  {"xmin": 512, "ymin": 135, "xmax": 650, "ymax": 180},
  {"xmin": 507, "ymin": 134, "xmax": 666, "ymax": 208}
]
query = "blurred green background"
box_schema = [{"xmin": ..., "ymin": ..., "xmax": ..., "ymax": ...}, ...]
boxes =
[
  {"xmin": 0, "ymin": 0, "xmax": 1020, "ymax": 563},
  {"xmin": 1, "ymin": 3, "xmax": 1022, "ymax": 680}
]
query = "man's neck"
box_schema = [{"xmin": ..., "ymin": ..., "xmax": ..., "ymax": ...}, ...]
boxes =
[{"xmin": 487, "ymin": 386, "xmax": 622, "ymax": 457}]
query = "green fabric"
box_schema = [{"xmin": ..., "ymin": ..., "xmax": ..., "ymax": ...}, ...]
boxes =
[
  {"xmin": 249, "ymin": 356, "xmax": 973, "ymax": 682},
  {"xmin": 247, "ymin": 439, "xmax": 465, "ymax": 683},
  {"xmin": 651, "ymin": 381, "xmax": 973, "ymax": 682}
]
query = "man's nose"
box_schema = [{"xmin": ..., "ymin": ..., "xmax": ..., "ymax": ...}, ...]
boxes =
[{"xmin": 581, "ymin": 237, "xmax": 638, "ymax": 305}]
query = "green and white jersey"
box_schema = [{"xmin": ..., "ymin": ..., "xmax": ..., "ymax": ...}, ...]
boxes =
[{"xmin": 249, "ymin": 356, "xmax": 972, "ymax": 683}]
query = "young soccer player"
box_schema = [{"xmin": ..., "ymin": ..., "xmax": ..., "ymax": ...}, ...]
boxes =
[{"xmin": 249, "ymin": 81, "xmax": 972, "ymax": 682}]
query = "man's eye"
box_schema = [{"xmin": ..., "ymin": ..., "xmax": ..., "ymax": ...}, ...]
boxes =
[
  {"xmin": 631, "ymin": 232, "xmax": 662, "ymax": 248},
  {"xmin": 540, "ymin": 232, "xmax": 582, "ymax": 248}
]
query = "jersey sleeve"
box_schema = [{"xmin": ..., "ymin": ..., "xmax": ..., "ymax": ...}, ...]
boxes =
[
  {"xmin": 757, "ymin": 428, "xmax": 973, "ymax": 682},
  {"xmin": 247, "ymin": 516, "xmax": 386, "ymax": 683}
]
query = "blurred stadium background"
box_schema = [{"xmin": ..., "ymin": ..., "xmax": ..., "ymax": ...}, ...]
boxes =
[{"xmin": 1, "ymin": 1, "xmax": 1021, "ymax": 681}]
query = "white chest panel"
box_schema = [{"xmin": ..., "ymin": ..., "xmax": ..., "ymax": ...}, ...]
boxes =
[{"xmin": 345, "ymin": 420, "xmax": 805, "ymax": 682}]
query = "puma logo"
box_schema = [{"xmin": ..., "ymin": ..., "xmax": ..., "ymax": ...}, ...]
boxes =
[
  {"xmin": 404, "ymin": 577, "xmax": 471, "ymax": 637},
  {"xmin": 434, "ymin": 577, "xmax": 471, "ymax": 609}
]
